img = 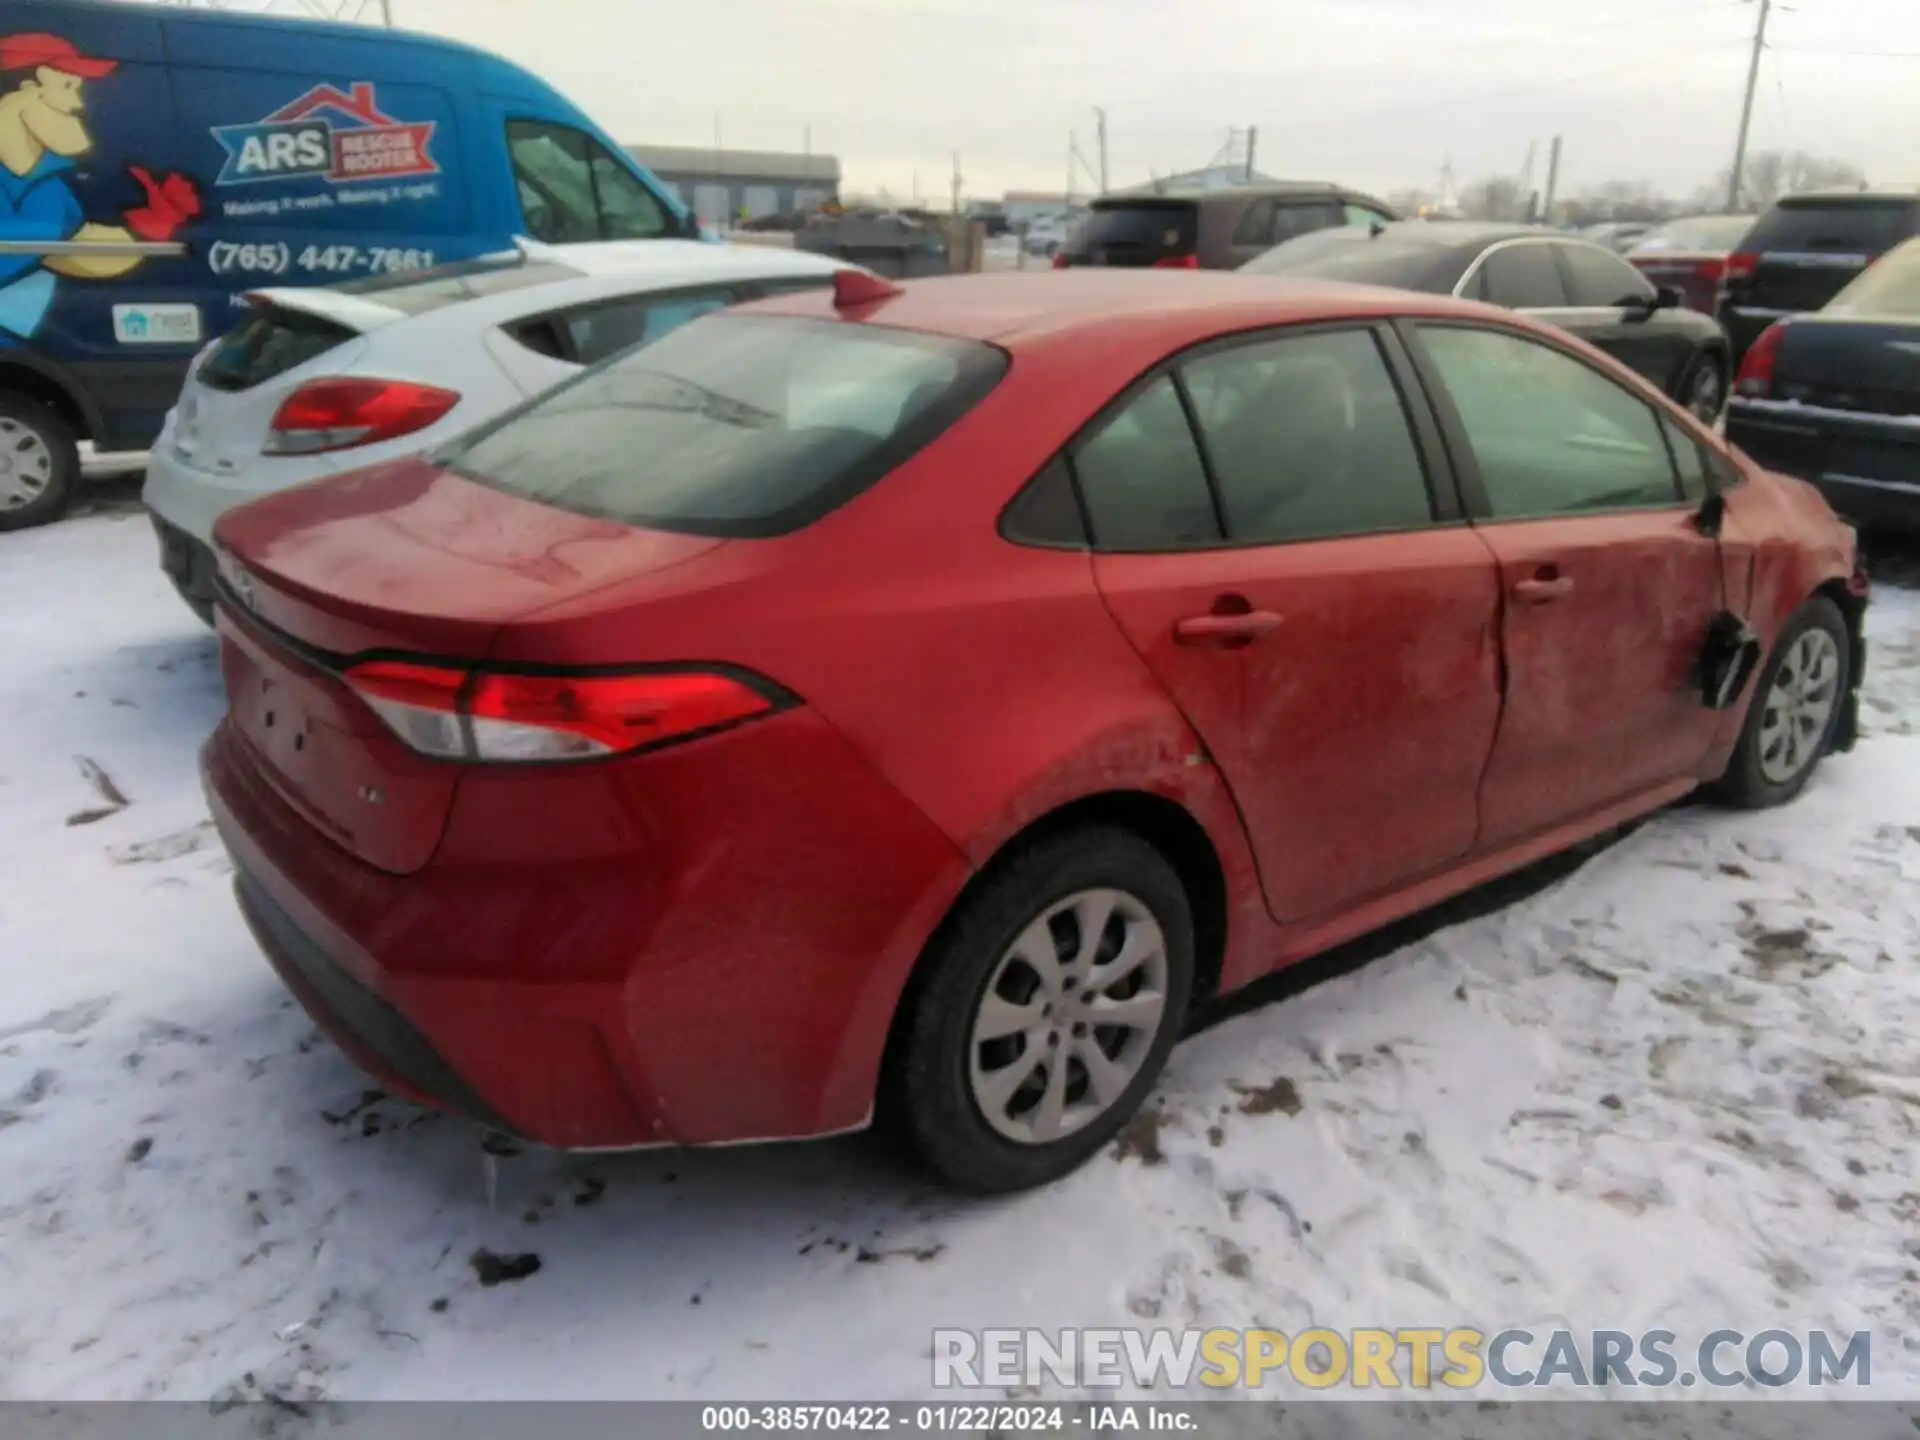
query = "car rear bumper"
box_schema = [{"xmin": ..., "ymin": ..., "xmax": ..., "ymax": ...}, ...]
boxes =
[
  {"xmin": 200, "ymin": 697, "xmax": 970, "ymax": 1150},
  {"xmin": 1726, "ymin": 398, "xmax": 1920, "ymax": 535}
]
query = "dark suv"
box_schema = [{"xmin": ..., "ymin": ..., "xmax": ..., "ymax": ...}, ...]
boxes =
[
  {"xmin": 1718, "ymin": 188, "xmax": 1920, "ymax": 363},
  {"xmin": 1053, "ymin": 183, "xmax": 1399, "ymax": 271}
]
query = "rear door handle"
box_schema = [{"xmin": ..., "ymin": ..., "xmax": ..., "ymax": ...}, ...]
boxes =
[
  {"xmin": 1174, "ymin": 610, "xmax": 1285, "ymax": 644},
  {"xmin": 1511, "ymin": 574, "xmax": 1574, "ymax": 605}
]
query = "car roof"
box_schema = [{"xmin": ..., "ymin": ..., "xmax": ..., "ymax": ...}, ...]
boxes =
[
  {"xmin": 1772, "ymin": 187, "xmax": 1920, "ymax": 205},
  {"xmin": 1099, "ymin": 181, "xmax": 1357, "ymax": 206},
  {"xmin": 742, "ymin": 270, "xmax": 1500, "ymax": 356}
]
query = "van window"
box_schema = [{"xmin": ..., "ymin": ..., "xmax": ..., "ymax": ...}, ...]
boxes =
[{"xmin": 508, "ymin": 120, "xmax": 672, "ymax": 243}]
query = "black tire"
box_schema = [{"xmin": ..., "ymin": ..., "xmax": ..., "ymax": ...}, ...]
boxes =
[
  {"xmin": 0, "ymin": 392, "xmax": 80, "ymax": 532},
  {"xmin": 882, "ymin": 826, "xmax": 1194, "ymax": 1193},
  {"xmin": 1677, "ymin": 351, "xmax": 1728, "ymax": 427},
  {"xmin": 1709, "ymin": 596, "xmax": 1851, "ymax": 809}
]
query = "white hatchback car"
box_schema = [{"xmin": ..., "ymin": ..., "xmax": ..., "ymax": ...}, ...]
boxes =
[{"xmin": 143, "ymin": 239, "xmax": 862, "ymax": 622}]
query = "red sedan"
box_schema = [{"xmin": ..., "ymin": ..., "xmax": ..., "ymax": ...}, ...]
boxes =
[{"xmin": 203, "ymin": 269, "xmax": 1868, "ymax": 1192}]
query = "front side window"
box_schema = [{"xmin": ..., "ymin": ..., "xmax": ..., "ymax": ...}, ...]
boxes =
[
  {"xmin": 1070, "ymin": 377, "xmax": 1219, "ymax": 550},
  {"xmin": 1478, "ymin": 243, "xmax": 1568, "ymax": 308},
  {"xmin": 1418, "ymin": 326, "xmax": 1681, "ymax": 519},
  {"xmin": 1660, "ymin": 415, "xmax": 1711, "ymax": 501},
  {"xmin": 508, "ymin": 120, "xmax": 671, "ymax": 243},
  {"xmin": 1343, "ymin": 202, "xmax": 1392, "ymax": 227},
  {"xmin": 1556, "ymin": 242, "xmax": 1653, "ymax": 307},
  {"xmin": 1178, "ymin": 328, "xmax": 1433, "ymax": 544},
  {"xmin": 441, "ymin": 314, "xmax": 1005, "ymax": 536}
]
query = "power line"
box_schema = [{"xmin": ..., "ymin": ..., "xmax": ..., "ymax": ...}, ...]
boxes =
[{"xmin": 1771, "ymin": 44, "xmax": 1920, "ymax": 58}]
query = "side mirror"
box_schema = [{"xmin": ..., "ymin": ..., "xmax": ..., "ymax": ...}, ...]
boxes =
[{"xmin": 1655, "ymin": 284, "xmax": 1683, "ymax": 310}]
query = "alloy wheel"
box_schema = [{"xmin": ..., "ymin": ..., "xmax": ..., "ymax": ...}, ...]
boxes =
[
  {"xmin": 967, "ymin": 887, "xmax": 1171, "ymax": 1145},
  {"xmin": 1757, "ymin": 628, "xmax": 1841, "ymax": 785},
  {"xmin": 0, "ymin": 417, "xmax": 54, "ymax": 513}
]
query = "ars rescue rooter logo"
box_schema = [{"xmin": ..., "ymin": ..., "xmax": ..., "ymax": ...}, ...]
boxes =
[{"xmin": 211, "ymin": 82, "xmax": 438, "ymax": 187}]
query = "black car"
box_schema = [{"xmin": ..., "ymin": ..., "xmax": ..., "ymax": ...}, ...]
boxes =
[
  {"xmin": 1055, "ymin": 183, "xmax": 1399, "ymax": 271},
  {"xmin": 1244, "ymin": 222, "xmax": 1732, "ymax": 421},
  {"xmin": 1718, "ymin": 188, "xmax": 1920, "ymax": 368},
  {"xmin": 1725, "ymin": 236, "xmax": 1920, "ymax": 535}
]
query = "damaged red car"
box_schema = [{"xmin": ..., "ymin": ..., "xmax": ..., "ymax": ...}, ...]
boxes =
[{"xmin": 203, "ymin": 268, "xmax": 1868, "ymax": 1193}]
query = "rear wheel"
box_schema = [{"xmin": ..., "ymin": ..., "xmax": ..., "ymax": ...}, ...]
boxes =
[
  {"xmin": 0, "ymin": 393, "xmax": 79, "ymax": 532},
  {"xmin": 1680, "ymin": 352, "xmax": 1727, "ymax": 426},
  {"xmin": 1710, "ymin": 596, "xmax": 1850, "ymax": 808},
  {"xmin": 884, "ymin": 827, "xmax": 1193, "ymax": 1193}
]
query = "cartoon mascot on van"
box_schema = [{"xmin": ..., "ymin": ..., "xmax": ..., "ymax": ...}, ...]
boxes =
[{"xmin": 0, "ymin": 32, "xmax": 201, "ymax": 344}]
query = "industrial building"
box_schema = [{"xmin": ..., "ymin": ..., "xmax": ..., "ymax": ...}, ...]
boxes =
[{"xmin": 625, "ymin": 145, "xmax": 841, "ymax": 227}]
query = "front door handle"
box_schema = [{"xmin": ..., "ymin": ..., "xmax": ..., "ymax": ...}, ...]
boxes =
[
  {"xmin": 1174, "ymin": 610, "xmax": 1285, "ymax": 645},
  {"xmin": 1512, "ymin": 573, "xmax": 1574, "ymax": 605}
]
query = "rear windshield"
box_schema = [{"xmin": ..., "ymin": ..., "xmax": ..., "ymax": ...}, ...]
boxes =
[
  {"xmin": 1239, "ymin": 227, "xmax": 1453, "ymax": 289},
  {"xmin": 1827, "ymin": 237, "xmax": 1920, "ymax": 315},
  {"xmin": 1743, "ymin": 198, "xmax": 1918, "ymax": 255},
  {"xmin": 1073, "ymin": 201, "xmax": 1199, "ymax": 254},
  {"xmin": 439, "ymin": 314, "xmax": 1008, "ymax": 537},
  {"xmin": 332, "ymin": 253, "xmax": 583, "ymax": 315},
  {"xmin": 197, "ymin": 307, "xmax": 354, "ymax": 393},
  {"xmin": 1630, "ymin": 216, "xmax": 1756, "ymax": 254}
]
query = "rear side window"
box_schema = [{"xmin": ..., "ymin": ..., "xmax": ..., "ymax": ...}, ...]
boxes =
[
  {"xmin": 1480, "ymin": 244, "xmax": 1568, "ymax": 308},
  {"xmin": 553, "ymin": 289, "xmax": 735, "ymax": 367},
  {"xmin": 197, "ymin": 307, "xmax": 354, "ymax": 393},
  {"xmin": 1076, "ymin": 202, "xmax": 1199, "ymax": 259},
  {"xmin": 1272, "ymin": 201, "xmax": 1341, "ymax": 243},
  {"xmin": 440, "ymin": 315, "xmax": 1006, "ymax": 537},
  {"xmin": 335, "ymin": 254, "xmax": 582, "ymax": 314},
  {"xmin": 1179, "ymin": 329, "xmax": 1433, "ymax": 544},
  {"xmin": 1744, "ymin": 199, "xmax": 1919, "ymax": 255},
  {"xmin": 508, "ymin": 120, "xmax": 673, "ymax": 243},
  {"xmin": 1557, "ymin": 243, "xmax": 1652, "ymax": 307},
  {"xmin": 1071, "ymin": 377, "xmax": 1219, "ymax": 549},
  {"xmin": 1232, "ymin": 199, "xmax": 1277, "ymax": 246}
]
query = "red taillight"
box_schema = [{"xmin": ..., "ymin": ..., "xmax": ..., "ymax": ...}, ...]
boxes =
[
  {"xmin": 1734, "ymin": 320, "xmax": 1787, "ymax": 398},
  {"xmin": 1723, "ymin": 250, "xmax": 1759, "ymax": 282},
  {"xmin": 1152, "ymin": 254, "xmax": 1200, "ymax": 270},
  {"xmin": 266, "ymin": 377, "xmax": 461, "ymax": 456},
  {"xmin": 1051, "ymin": 252, "xmax": 1069, "ymax": 269},
  {"xmin": 343, "ymin": 660, "xmax": 781, "ymax": 763}
]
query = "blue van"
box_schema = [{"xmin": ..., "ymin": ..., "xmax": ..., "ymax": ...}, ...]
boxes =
[{"xmin": 0, "ymin": 0, "xmax": 695, "ymax": 529}]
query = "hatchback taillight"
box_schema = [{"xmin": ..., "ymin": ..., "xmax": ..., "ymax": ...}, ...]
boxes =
[
  {"xmin": 1051, "ymin": 252, "xmax": 1069, "ymax": 270},
  {"xmin": 265, "ymin": 377, "xmax": 460, "ymax": 456},
  {"xmin": 1152, "ymin": 254, "xmax": 1200, "ymax": 270},
  {"xmin": 1734, "ymin": 320, "xmax": 1787, "ymax": 398},
  {"xmin": 1723, "ymin": 250, "xmax": 1759, "ymax": 283},
  {"xmin": 343, "ymin": 660, "xmax": 785, "ymax": 763}
]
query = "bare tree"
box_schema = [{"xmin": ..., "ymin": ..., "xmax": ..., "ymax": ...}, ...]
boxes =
[{"xmin": 1705, "ymin": 150, "xmax": 1867, "ymax": 211}]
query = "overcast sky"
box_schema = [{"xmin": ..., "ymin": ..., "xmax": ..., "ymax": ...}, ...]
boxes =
[{"xmin": 387, "ymin": 0, "xmax": 1918, "ymax": 202}]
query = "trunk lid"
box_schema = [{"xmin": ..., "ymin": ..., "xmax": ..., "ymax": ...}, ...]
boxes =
[
  {"xmin": 211, "ymin": 459, "xmax": 726, "ymax": 874},
  {"xmin": 1733, "ymin": 197, "xmax": 1919, "ymax": 315},
  {"xmin": 170, "ymin": 289, "xmax": 408, "ymax": 478},
  {"xmin": 1772, "ymin": 315, "xmax": 1920, "ymax": 418}
]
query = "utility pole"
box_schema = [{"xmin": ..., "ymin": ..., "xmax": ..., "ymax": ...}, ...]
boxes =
[
  {"xmin": 1245, "ymin": 126, "xmax": 1258, "ymax": 182},
  {"xmin": 1728, "ymin": 0, "xmax": 1772, "ymax": 210},
  {"xmin": 1542, "ymin": 135, "xmax": 1563, "ymax": 223},
  {"xmin": 951, "ymin": 151, "xmax": 962, "ymax": 216},
  {"xmin": 1066, "ymin": 129, "xmax": 1076, "ymax": 209},
  {"xmin": 374, "ymin": 0, "xmax": 392, "ymax": 25},
  {"xmin": 1094, "ymin": 108, "xmax": 1109, "ymax": 194}
]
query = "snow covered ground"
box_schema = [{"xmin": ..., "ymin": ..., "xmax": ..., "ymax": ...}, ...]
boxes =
[{"xmin": 2, "ymin": 489, "xmax": 1919, "ymax": 1407}]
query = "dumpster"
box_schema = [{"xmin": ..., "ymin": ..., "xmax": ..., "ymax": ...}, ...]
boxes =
[{"xmin": 794, "ymin": 212, "xmax": 951, "ymax": 278}]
